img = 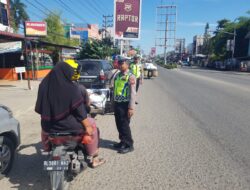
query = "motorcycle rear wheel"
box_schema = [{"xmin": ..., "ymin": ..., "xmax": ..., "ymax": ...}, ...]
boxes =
[{"xmin": 50, "ymin": 170, "xmax": 69, "ymax": 190}]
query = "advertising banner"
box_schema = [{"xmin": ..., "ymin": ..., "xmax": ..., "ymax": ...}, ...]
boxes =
[
  {"xmin": 114, "ymin": 0, "xmax": 141, "ymax": 40},
  {"xmin": 151, "ymin": 47, "xmax": 156, "ymax": 56},
  {"xmin": 25, "ymin": 22, "xmax": 47, "ymax": 37},
  {"xmin": 0, "ymin": 41, "xmax": 22, "ymax": 54}
]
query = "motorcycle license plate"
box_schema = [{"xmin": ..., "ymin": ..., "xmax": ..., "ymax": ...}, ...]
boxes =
[{"xmin": 43, "ymin": 160, "xmax": 69, "ymax": 171}]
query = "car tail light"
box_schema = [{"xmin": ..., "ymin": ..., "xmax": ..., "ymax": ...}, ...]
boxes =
[{"xmin": 99, "ymin": 70, "xmax": 105, "ymax": 81}]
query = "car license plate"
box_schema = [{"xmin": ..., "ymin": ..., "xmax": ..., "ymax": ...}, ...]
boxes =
[
  {"xmin": 43, "ymin": 160, "xmax": 69, "ymax": 171},
  {"xmin": 81, "ymin": 78, "xmax": 93, "ymax": 82}
]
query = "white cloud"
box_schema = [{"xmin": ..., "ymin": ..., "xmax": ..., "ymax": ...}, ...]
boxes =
[{"xmin": 178, "ymin": 22, "xmax": 217, "ymax": 27}]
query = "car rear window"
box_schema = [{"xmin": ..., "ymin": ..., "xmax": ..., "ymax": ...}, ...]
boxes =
[{"xmin": 79, "ymin": 61, "xmax": 101, "ymax": 75}]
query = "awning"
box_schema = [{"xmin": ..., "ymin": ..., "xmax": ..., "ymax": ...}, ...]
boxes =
[{"xmin": 0, "ymin": 31, "xmax": 25, "ymax": 42}]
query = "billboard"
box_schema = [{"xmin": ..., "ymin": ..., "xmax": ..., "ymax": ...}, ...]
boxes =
[
  {"xmin": 114, "ymin": 0, "xmax": 142, "ymax": 40},
  {"xmin": 151, "ymin": 47, "xmax": 156, "ymax": 56},
  {"xmin": 25, "ymin": 22, "xmax": 47, "ymax": 37}
]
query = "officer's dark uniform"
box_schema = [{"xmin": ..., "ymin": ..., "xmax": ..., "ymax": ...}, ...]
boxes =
[{"xmin": 114, "ymin": 65, "xmax": 136, "ymax": 153}]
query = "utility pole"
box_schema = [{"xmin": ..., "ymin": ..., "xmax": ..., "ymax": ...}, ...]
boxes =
[
  {"xmin": 164, "ymin": 16, "xmax": 168, "ymax": 65},
  {"xmin": 102, "ymin": 15, "xmax": 113, "ymax": 39},
  {"xmin": 156, "ymin": 1, "xmax": 177, "ymax": 65}
]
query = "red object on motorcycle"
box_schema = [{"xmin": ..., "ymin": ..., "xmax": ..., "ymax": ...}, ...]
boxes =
[
  {"xmin": 52, "ymin": 156, "xmax": 61, "ymax": 160},
  {"xmin": 48, "ymin": 136, "xmax": 82, "ymax": 146},
  {"xmin": 82, "ymin": 134, "xmax": 93, "ymax": 144}
]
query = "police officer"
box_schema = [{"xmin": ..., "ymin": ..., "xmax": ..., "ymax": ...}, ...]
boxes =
[
  {"xmin": 113, "ymin": 58, "xmax": 136, "ymax": 154},
  {"xmin": 130, "ymin": 55, "xmax": 143, "ymax": 93}
]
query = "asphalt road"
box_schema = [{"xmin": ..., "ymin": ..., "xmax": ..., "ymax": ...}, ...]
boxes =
[{"xmin": 1, "ymin": 67, "xmax": 250, "ymax": 189}]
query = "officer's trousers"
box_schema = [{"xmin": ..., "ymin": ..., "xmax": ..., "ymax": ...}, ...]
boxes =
[
  {"xmin": 114, "ymin": 102, "xmax": 134, "ymax": 147},
  {"xmin": 136, "ymin": 78, "xmax": 140, "ymax": 92}
]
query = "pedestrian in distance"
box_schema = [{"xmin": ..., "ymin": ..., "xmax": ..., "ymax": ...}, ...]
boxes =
[{"xmin": 113, "ymin": 58, "xmax": 136, "ymax": 154}]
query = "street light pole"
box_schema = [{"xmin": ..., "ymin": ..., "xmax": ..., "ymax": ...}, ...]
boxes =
[{"xmin": 232, "ymin": 27, "xmax": 236, "ymax": 59}]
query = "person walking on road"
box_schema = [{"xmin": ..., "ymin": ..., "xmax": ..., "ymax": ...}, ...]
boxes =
[
  {"xmin": 130, "ymin": 55, "xmax": 143, "ymax": 104},
  {"xmin": 113, "ymin": 58, "xmax": 136, "ymax": 154}
]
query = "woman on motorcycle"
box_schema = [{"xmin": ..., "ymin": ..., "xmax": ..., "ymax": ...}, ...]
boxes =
[{"xmin": 35, "ymin": 59, "xmax": 105, "ymax": 168}]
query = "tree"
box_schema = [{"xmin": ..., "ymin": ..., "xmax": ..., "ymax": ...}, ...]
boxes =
[
  {"xmin": 42, "ymin": 13, "xmax": 80, "ymax": 62},
  {"xmin": 10, "ymin": 0, "xmax": 29, "ymax": 32},
  {"xmin": 202, "ymin": 22, "xmax": 211, "ymax": 55},
  {"xmin": 80, "ymin": 38, "xmax": 119, "ymax": 60},
  {"xmin": 216, "ymin": 19, "xmax": 231, "ymax": 31},
  {"xmin": 43, "ymin": 13, "xmax": 66, "ymax": 45},
  {"xmin": 210, "ymin": 13, "xmax": 250, "ymax": 61}
]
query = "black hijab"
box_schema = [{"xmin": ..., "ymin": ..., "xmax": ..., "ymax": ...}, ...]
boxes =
[{"xmin": 35, "ymin": 62, "xmax": 83, "ymax": 121}]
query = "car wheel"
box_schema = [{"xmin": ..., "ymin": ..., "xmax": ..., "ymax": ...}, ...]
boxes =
[{"xmin": 0, "ymin": 137, "xmax": 15, "ymax": 175}]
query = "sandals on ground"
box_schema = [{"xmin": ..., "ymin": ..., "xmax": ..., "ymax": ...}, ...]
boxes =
[{"xmin": 90, "ymin": 157, "xmax": 106, "ymax": 168}]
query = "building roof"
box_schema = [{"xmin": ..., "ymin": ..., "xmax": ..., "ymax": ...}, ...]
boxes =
[
  {"xmin": 0, "ymin": 31, "xmax": 78, "ymax": 49},
  {"xmin": 0, "ymin": 31, "xmax": 24, "ymax": 42}
]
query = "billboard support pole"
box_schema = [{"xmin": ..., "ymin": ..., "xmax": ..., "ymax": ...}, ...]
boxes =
[
  {"xmin": 24, "ymin": 38, "xmax": 31, "ymax": 90},
  {"xmin": 120, "ymin": 40, "xmax": 123, "ymax": 55}
]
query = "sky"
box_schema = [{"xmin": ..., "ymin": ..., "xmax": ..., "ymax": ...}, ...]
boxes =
[{"xmin": 24, "ymin": 0, "xmax": 250, "ymax": 55}]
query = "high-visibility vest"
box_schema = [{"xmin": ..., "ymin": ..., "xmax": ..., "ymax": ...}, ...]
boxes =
[
  {"xmin": 130, "ymin": 63, "xmax": 141, "ymax": 78},
  {"xmin": 114, "ymin": 73, "xmax": 131, "ymax": 102}
]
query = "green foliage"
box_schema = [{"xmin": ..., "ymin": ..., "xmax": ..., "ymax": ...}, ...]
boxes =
[
  {"xmin": 42, "ymin": 13, "xmax": 80, "ymax": 62},
  {"xmin": 155, "ymin": 59, "xmax": 177, "ymax": 69},
  {"xmin": 202, "ymin": 23, "xmax": 212, "ymax": 55},
  {"xmin": 80, "ymin": 38, "xmax": 119, "ymax": 60},
  {"xmin": 164, "ymin": 64, "xmax": 177, "ymax": 69},
  {"xmin": 42, "ymin": 13, "xmax": 80, "ymax": 47},
  {"xmin": 210, "ymin": 14, "xmax": 250, "ymax": 60},
  {"xmin": 10, "ymin": 0, "xmax": 29, "ymax": 32}
]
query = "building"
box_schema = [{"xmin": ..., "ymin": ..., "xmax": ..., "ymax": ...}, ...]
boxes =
[
  {"xmin": 193, "ymin": 35, "xmax": 204, "ymax": 55},
  {"xmin": 187, "ymin": 43, "xmax": 193, "ymax": 55},
  {"xmin": 65, "ymin": 24, "xmax": 101, "ymax": 44},
  {"xmin": 0, "ymin": 0, "xmax": 12, "ymax": 32},
  {"xmin": 175, "ymin": 38, "xmax": 185, "ymax": 54}
]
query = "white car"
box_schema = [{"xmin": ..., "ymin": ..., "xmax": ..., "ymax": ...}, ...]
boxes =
[{"xmin": 0, "ymin": 105, "xmax": 20, "ymax": 176}]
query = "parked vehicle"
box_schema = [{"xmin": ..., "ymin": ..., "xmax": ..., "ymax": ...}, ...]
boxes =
[
  {"xmin": 77, "ymin": 59, "xmax": 113, "ymax": 89},
  {"xmin": 77, "ymin": 59, "xmax": 114, "ymax": 115},
  {"xmin": 214, "ymin": 61, "xmax": 226, "ymax": 70},
  {"xmin": 181, "ymin": 61, "xmax": 191, "ymax": 66},
  {"xmin": 225, "ymin": 58, "xmax": 240, "ymax": 71},
  {"xmin": 44, "ymin": 132, "xmax": 88, "ymax": 190},
  {"xmin": 0, "ymin": 105, "xmax": 20, "ymax": 176}
]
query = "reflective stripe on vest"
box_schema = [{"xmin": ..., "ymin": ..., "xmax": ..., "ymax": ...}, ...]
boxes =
[
  {"xmin": 130, "ymin": 63, "xmax": 141, "ymax": 78},
  {"xmin": 114, "ymin": 73, "xmax": 131, "ymax": 102}
]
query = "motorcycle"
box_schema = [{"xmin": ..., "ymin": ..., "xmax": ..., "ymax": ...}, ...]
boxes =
[{"xmin": 43, "ymin": 133, "xmax": 88, "ymax": 190}]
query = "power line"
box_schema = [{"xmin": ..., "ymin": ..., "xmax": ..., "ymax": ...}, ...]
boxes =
[
  {"xmin": 92, "ymin": 0, "xmax": 108, "ymax": 14},
  {"xmin": 85, "ymin": 0, "xmax": 103, "ymax": 16},
  {"xmin": 67, "ymin": 0, "xmax": 98, "ymax": 22},
  {"xmin": 54, "ymin": 0, "xmax": 88, "ymax": 24},
  {"xmin": 23, "ymin": 0, "xmax": 50, "ymax": 17},
  {"xmin": 33, "ymin": 0, "xmax": 58, "ymax": 17}
]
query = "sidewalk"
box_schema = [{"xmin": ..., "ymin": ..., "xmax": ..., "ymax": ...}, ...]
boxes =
[{"xmin": 0, "ymin": 79, "xmax": 40, "ymax": 118}]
